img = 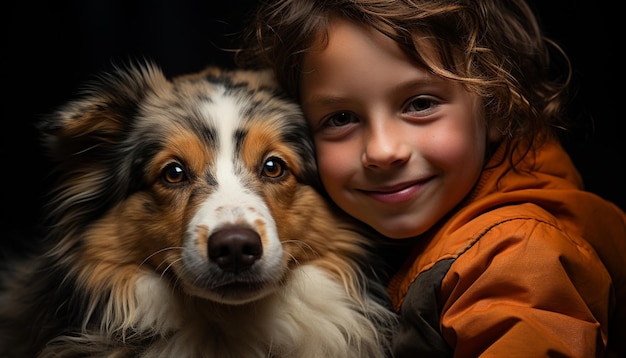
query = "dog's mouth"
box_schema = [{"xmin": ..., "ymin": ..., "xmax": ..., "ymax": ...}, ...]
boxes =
[
  {"xmin": 206, "ymin": 274, "xmax": 269, "ymax": 291},
  {"xmin": 182, "ymin": 276, "xmax": 279, "ymax": 305},
  {"xmin": 209, "ymin": 280, "xmax": 269, "ymax": 296}
]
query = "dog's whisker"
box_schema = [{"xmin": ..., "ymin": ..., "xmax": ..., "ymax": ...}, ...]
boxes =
[
  {"xmin": 283, "ymin": 252, "xmax": 300, "ymax": 267},
  {"xmin": 160, "ymin": 258, "xmax": 183, "ymax": 279},
  {"xmin": 281, "ymin": 239, "xmax": 316, "ymax": 253},
  {"xmin": 281, "ymin": 239, "xmax": 321, "ymax": 260},
  {"xmin": 139, "ymin": 247, "xmax": 184, "ymax": 268}
]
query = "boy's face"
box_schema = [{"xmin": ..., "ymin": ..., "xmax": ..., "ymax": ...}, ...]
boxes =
[{"xmin": 300, "ymin": 19, "xmax": 491, "ymax": 239}]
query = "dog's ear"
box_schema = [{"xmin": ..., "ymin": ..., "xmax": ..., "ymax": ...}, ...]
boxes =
[
  {"xmin": 37, "ymin": 60, "xmax": 170, "ymax": 228},
  {"xmin": 39, "ymin": 61, "xmax": 169, "ymax": 163}
]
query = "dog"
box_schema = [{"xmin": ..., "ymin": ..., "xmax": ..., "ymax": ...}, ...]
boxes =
[{"xmin": 0, "ymin": 62, "xmax": 398, "ymax": 357}]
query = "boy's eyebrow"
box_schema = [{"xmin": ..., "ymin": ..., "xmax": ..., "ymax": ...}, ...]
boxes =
[
  {"xmin": 394, "ymin": 77, "xmax": 441, "ymax": 92},
  {"xmin": 303, "ymin": 76, "xmax": 443, "ymax": 107},
  {"xmin": 302, "ymin": 93, "xmax": 348, "ymax": 107}
]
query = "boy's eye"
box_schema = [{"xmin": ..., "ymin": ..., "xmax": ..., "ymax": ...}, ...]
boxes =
[
  {"xmin": 405, "ymin": 96, "xmax": 438, "ymax": 113},
  {"xmin": 325, "ymin": 111, "xmax": 359, "ymax": 127}
]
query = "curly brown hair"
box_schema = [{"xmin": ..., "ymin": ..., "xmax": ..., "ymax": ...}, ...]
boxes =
[{"xmin": 237, "ymin": 0, "xmax": 571, "ymax": 166}]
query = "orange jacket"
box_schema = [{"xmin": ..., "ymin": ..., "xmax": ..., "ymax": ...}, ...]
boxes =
[{"xmin": 387, "ymin": 139, "xmax": 626, "ymax": 357}]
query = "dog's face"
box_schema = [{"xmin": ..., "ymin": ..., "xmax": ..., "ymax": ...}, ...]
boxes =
[{"xmin": 41, "ymin": 64, "xmax": 336, "ymax": 305}]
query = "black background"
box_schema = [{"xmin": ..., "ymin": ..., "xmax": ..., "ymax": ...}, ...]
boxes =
[{"xmin": 3, "ymin": 1, "xmax": 624, "ymax": 247}]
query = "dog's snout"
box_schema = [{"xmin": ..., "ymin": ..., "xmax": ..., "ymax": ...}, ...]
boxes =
[{"xmin": 208, "ymin": 228, "xmax": 263, "ymax": 273}]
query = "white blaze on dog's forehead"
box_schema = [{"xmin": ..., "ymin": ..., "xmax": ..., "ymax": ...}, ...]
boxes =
[{"xmin": 206, "ymin": 87, "xmax": 241, "ymax": 160}]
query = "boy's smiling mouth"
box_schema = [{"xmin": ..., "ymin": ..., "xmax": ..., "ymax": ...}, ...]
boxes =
[{"xmin": 358, "ymin": 177, "xmax": 433, "ymax": 204}]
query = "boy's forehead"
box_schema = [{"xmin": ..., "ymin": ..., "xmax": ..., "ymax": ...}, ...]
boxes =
[{"xmin": 303, "ymin": 17, "xmax": 441, "ymax": 73}]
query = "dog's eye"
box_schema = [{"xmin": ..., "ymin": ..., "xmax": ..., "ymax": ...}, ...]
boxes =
[
  {"xmin": 262, "ymin": 157, "xmax": 286, "ymax": 179},
  {"xmin": 162, "ymin": 163, "xmax": 188, "ymax": 184}
]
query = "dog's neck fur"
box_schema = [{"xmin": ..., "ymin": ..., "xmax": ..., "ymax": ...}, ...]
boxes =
[{"xmin": 33, "ymin": 265, "xmax": 391, "ymax": 358}]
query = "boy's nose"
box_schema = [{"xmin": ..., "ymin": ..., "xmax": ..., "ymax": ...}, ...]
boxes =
[{"xmin": 361, "ymin": 123, "xmax": 410, "ymax": 169}]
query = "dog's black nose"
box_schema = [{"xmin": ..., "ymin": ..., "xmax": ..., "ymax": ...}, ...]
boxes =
[{"xmin": 208, "ymin": 228, "xmax": 263, "ymax": 273}]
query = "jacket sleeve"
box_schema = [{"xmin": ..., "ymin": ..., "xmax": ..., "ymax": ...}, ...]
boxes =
[{"xmin": 439, "ymin": 217, "xmax": 611, "ymax": 357}]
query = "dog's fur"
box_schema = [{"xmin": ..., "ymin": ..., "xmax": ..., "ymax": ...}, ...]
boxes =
[{"xmin": 0, "ymin": 63, "xmax": 397, "ymax": 357}]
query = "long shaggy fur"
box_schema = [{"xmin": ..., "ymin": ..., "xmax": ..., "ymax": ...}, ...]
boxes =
[{"xmin": 0, "ymin": 62, "xmax": 397, "ymax": 357}]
